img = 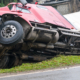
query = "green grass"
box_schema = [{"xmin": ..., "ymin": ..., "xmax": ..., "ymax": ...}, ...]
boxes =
[{"xmin": 0, "ymin": 55, "xmax": 80, "ymax": 73}]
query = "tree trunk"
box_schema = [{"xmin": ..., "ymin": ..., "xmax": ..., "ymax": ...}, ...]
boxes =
[{"xmin": 70, "ymin": 0, "xmax": 79, "ymax": 12}]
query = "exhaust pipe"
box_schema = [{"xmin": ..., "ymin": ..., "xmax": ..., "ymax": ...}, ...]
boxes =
[{"xmin": 54, "ymin": 42, "xmax": 67, "ymax": 47}]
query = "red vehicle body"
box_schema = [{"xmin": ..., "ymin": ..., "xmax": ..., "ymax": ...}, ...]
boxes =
[
  {"xmin": 0, "ymin": 2, "xmax": 74, "ymax": 29},
  {"xmin": 0, "ymin": 2, "xmax": 80, "ymax": 68}
]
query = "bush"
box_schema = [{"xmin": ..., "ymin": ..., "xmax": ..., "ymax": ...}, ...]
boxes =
[{"xmin": 0, "ymin": 0, "xmax": 17, "ymax": 7}]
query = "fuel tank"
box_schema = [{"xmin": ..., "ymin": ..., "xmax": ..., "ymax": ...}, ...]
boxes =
[{"xmin": 26, "ymin": 27, "xmax": 59, "ymax": 44}]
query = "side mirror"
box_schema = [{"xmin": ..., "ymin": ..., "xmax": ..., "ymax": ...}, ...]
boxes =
[{"xmin": 19, "ymin": 0, "xmax": 27, "ymax": 6}]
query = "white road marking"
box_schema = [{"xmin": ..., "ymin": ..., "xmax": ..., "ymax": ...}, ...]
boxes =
[{"xmin": 0, "ymin": 65, "xmax": 80, "ymax": 79}]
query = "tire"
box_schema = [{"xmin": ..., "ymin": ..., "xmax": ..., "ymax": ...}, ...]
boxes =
[
  {"xmin": 8, "ymin": 54, "xmax": 22, "ymax": 68},
  {"xmin": 0, "ymin": 56, "xmax": 9, "ymax": 69},
  {"xmin": 0, "ymin": 20, "xmax": 24, "ymax": 46}
]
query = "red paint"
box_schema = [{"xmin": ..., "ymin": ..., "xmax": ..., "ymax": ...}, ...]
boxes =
[
  {"xmin": 35, "ymin": 2, "xmax": 38, "ymax": 4},
  {"xmin": 0, "ymin": 2, "xmax": 74, "ymax": 29}
]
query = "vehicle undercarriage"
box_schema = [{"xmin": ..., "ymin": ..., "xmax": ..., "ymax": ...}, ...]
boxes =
[{"xmin": 0, "ymin": 19, "xmax": 80, "ymax": 68}]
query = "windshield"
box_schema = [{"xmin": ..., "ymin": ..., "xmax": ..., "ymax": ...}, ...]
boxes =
[
  {"xmin": 16, "ymin": 6, "xmax": 30, "ymax": 13},
  {"xmin": 8, "ymin": 4, "xmax": 30, "ymax": 13},
  {"xmin": 8, "ymin": 4, "xmax": 14, "ymax": 10}
]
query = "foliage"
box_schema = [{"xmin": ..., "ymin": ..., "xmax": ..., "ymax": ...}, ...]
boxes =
[{"xmin": 0, "ymin": 0, "xmax": 17, "ymax": 7}]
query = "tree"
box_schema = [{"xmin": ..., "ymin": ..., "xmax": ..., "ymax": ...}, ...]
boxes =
[{"xmin": 70, "ymin": 0, "xmax": 79, "ymax": 12}]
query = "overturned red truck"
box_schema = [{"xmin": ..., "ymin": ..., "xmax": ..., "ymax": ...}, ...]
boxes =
[{"xmin": 0, "ymin": 0, "xmax": 80, "ymax": 68}]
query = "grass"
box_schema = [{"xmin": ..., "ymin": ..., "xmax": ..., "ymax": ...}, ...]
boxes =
[{"xmin": 0, "ymin": 55, "xmax": 80, "ymax": 73}]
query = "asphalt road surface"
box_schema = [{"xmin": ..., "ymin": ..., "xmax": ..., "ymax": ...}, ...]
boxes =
[{"xmin": 0, "ymin": 66, "xmax": 80, "ymax": 80}]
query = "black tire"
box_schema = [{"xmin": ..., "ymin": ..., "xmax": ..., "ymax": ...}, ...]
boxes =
[
  {"xmin": 8, "ymin": 55, "xmax": 19, "ymax": 68},
  {"xmin": 0, "ymin": 56, "xmax": 9, "ymax": 69},
  {"xmin": 0, "ymin": 20, "xmax": 23, "ymax": 46},
  {"xmin": 8, "ymin": 54, "xmax": 22, "ymax": 68}
]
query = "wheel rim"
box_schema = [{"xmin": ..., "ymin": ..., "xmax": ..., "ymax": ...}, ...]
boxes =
[{"xmin": 1, "ymin": 25, "xmax": 17, "ymax": 39}]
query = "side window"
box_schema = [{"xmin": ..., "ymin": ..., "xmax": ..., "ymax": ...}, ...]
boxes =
[
  {"xmin": 8, "ymin": 4, "xmax": 13, "ymax": 10},
  {"xmin": 16, "ymin": 6, "xmax": 30, "ymax": 13}
]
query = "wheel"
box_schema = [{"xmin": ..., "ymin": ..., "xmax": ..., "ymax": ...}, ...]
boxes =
[
  {"xmin": 13, "ymin": 55, "xmax": 22, "ymax": 67},
  {"xmin": 8, "ymin": 54, "xmax": 19, "ymax": 68},
  {"xmin": 0, "ymin": 55, "xmax": 9, "ymax": 69},
  {"xmin": 8, "ymin": 54, "xmax": 22, "ymax": 68},
  {"xmin": 0, "ymin": 20, "xmax": 24, "ymax": 46}
]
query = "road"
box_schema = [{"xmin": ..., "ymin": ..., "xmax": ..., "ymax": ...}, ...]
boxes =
[{"xmin": 0, "ymin": 66, "xmax": 80, "ymax": 80}]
